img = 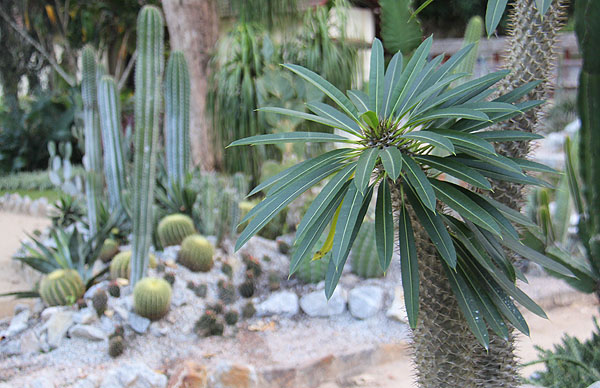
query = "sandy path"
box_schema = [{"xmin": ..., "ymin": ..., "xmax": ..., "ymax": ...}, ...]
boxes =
[{"xmin": 0, "ymin": 212, "xmax": 50, "ymax": 318}]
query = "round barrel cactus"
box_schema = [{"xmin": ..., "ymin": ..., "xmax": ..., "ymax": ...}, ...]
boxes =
[
  {"xmin": 157, "ymin": 213, "xmax": 196, "ymax": 247},
  {"xmin": 178, "ymin": 234, "xmax": 215, "ymax": 272},
  {"xmin": 40, "ymin": 269, "xmax": 85, "ymax": 306},
  {"xmin": 110, "ymin": 251, "xmax": 157, "ymax": 280},
  {"xmin": 99, "ymin": 238, "xmax": 120, "ymax": 263},
  {"xmin": 133, "ymin": 277, "xmax": 172, "ymax": 320}
]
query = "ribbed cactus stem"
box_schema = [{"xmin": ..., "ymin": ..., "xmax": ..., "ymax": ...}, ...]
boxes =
[
  {"xmin": 97, "ymin": 76, "xmax": 126, "ymax": 211},
  {"xmin": 164, "ymin": 51, "xmax": 191, "ymax": 188},
  {"xmin": 81, "ymin": 46, "xmax": 103, "ymax": 237},
  {"xmin": 454, "ymin": 16, "xmax": 483, "ymax": 86},
  {"xmin": 130, "ymin": 5, "xmax": 165, "ymax": 286}
]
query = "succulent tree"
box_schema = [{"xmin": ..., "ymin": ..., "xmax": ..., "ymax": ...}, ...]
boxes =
[
  {"xmin": 130, "ymin": 5, "xmax": 164, "ymax": 285},
  {"xmin": 230, "ymin": 38, "xmax": 574, "ymax": 386}
]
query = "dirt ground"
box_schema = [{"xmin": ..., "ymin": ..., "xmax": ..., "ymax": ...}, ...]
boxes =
[{"xmin": 0, "ymin": 212, "xmax": 50, "ymax": 318}]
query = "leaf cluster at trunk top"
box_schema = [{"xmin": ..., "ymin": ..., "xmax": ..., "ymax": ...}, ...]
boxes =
[{"xmin": 229, "ymin": 37, "xmax": 575, "ymax": 349}]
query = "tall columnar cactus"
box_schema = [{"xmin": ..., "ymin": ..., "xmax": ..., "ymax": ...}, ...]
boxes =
[
  {"xmin": 81, "ymin": 46, "xmax": 103, "ymax": 237},
  {"xmin": 130, "ymin": 5, "xmax": 165, "ymax": 286},
  {"xmin": 576, "ymin": 0, "xmax": 600, "ymax": 296},
  {"xmin": 164, "ymin": 51, "xmax": 191, "ymax": 188},
  {"xmin": 350, "ymin": 222, "xmax": 384, "ymax": 279},
  {"xmin": 97, "ymin": 75, "xmax": 126, "ymax": 211},
  {"xmin": 454, "ymin": 16, "xmax": 483, "ymax": 86}
]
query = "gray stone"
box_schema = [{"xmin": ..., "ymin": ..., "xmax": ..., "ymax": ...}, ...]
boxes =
[
  {"xmin": 13, "ymin": 303, "xmax": 29, "ymax": 315},
  {"xmin": 149, "ymin": 322, "xmax": 168, "ymax": 337},
  {"xmin": 0, "ymin": 339, "xmax": 21, "ymax": 356},
  {"xmin": 19, "ymin": 330, "xmax": 41, "ymax": 354},
  {"xmin": 386, "ymin": 286, "xmax": 408, "ymax": 324},
  {"xmin": 74, "ymin": 308, "xmax": 97, "ymax": 325},
  {"xmin": 299, "ymin": 287, "xmax": 346, "ymax": 317},
  {"xmin": 99, "ymin": 361, "xmax": 167, "ymax": 388},
  {"xmin": 4, "ymin": 309, "xmax": 30, "ymax": 337},
  {"xmin": 69, "ymin": 324, "xmax": 107, "ymax": 341},
  {"xmin": 208, "ymin": 362, "xmax": 258, "ymax": 388},
  {"xmin": 348, "ymin": 285, "xmax": 385, "ymax": 319},
  {"xmin": 587, "ymin": 383, "xmax": 600, "ymax": 388},
  {"xmin": 256, "ymin": 291, "xmax": 299, "ymax": 317},
  {"xmin": 128, "ymin": 313, "xmax": 150, "ymax": 334},
  {"xmin": 170, "ymin": 286, "xmax": 187, "ymax": 307},
  {"xmin": 113, "ymin": 305, "xmax": 129, "ymax": 321},
  {"xmin": 41, "ymin": 306, "xmax": 66, "ymax": 322},
  {"xmin": 84, "ymin": 281, "xmax": 109, "ymax": 299},
  {"xmin": 100, "ymin": 316, "xmax": 117, "ymax": 334},
  {"xmin": 44, "ymin": 310, "xmax": 74, "ymax": 348}
]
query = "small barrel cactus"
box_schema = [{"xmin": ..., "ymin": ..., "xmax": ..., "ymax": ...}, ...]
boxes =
[
  {"xmin": 177, "ymin": 234, "xmax": 215, "ymax": 272},
  {"xmin": 133, "ymin": 277, "xmax": 172, "ymax": 320},
  {"xmin": 268, "ymin": 271, "xmax": 281, "ymax": 291},
  {"xmin": 110, "ymin": 251, "xmax": 157, "ymax": 280},
  {"xmin": 217, "ymin": 280, "xmax": 236, "ymax": 304},
  {"xmin": 224, "ymin": 310, "xmax": 239, "ymax": 326},
  {"xmin": 157, "ymin": 213, "xmax": 196, "ymax": 247},
  {"xmin": 163, "ymin": 272, "xmax": 176, "ymax": 286},
  {"xmin": 108, "ymin": 335, "xmax": 125, "ymax": 358},
  {"xmin": 242, "ymin": 302, "xmax": 256, "ymax": 319},
  {"xmin": 296, "ymin": 255, "xmax": 329, "ymax": 284},
  {"xmin": 221, "ymin": 262, "xmax": 233, "ymax": 278},
  {"xmin": 92, "ymin": 290, "xmax": 108, "ymax": 316},
  {"xmin": 350, "ymin": 222, "xmax": 384, "ymax": 279},
  {"xmin": 108, "ymin": 281, "xmax": 121, "ymax": 298},
  {"xmin": 194, "ymin": 310, "xmax": 224, "ymax": 337},
  {"xmin": 238, "ymin": 272, "xmax": 255, "ymax": 298},
  {"xmin": 242, "ymin": 254, "xmax": 262, "ymax": 277},
  {"xmin": 99, "ymin": 238, "xmax": 120, "ymax": 263},
  {"xmin": 40, "ymin": 269, "xmax": 85, "ymax": 306}
]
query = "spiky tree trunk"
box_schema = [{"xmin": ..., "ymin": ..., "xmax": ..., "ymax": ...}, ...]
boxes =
[{"xmin": 475, "ymin": 1, "xmax": 568, "ymax": 387}]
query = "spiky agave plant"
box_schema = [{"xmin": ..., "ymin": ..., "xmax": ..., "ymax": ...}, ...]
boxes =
[{"xmin": 230, "ymin": 37, "xmax": 575, "ymax": 386}]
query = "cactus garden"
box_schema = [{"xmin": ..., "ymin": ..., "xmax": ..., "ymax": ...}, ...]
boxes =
[{"xmin": 0, "ymin": 1, "xmax": 599, "ymax": 388}]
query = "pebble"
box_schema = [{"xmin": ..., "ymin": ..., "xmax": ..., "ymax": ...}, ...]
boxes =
[
  {"xmin": 69, "ymin": 324, "xmax": 107, "ymax": 341},
  {"xmin": 256, "ymin": 291, "xmax": 299, "ymax": 317},
  {"xmin": 128, "ymin": 313, "xmax": 151, "ymax": 334},
  {"xmin": 4, "ymin": 308, "xmax": 30, "ymax": 337},
  {"xmin": 149, "ymin": 322, "xmax": 168, "ymax": 338},
  {"xmin": 74, "ymin": 308, "xmax": 98, "ymax": 325},
  {"xmin": 41, "ymin": 306, "xmax": 66, "ymax": 322},
  {"xmin": 44, "ymin": 310, "xmax": 74, "ymax": 348},
  {"xmin": 0, "ymin": 339, "xmax": 21, "ymax": 356},
  {"xmin": 587, "ymin": 383, "xmax": 600, "ymax": 388},
  {"xmin": 99, "ymin": 361, "xmax": 167, "ymax": 388},
  {"xmin": 348, "ymin": 285, "xmax": 385, "ymax": 319},
  {"xmin": 208, "ymin": 362, "xmax": 258, "ymax": 388},
  {"xmin": 299, "ymin": 287, "xmax": 346, "ymax": 317}
]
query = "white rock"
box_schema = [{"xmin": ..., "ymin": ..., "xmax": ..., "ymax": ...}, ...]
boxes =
[
  {"xmin": 170, "ymin": 286, "xmax": 188, "ymax": 307},
  {"xmin": 13, "ymin": 303, "xmax": 29, "ymax": 315},
  {"xmin": 44, "ymin": 310, "xmax": 74, "ymax": 348},
  {"xmin": 24, "ymin": 377, "xmax": 55, "ymax": 388},
  {"xmin": 74, "ymin": 308, "xmax": 97, "ymax": 325},
  {"xmin": 386, "ymin": 286, "xmax": 408, "ymax": 323},
  {"xmin": 41, "ymin": 306, "xmax": 66, "ymax": 322},
  {"xmin": 149, "ymin": 322, "xmax": 168, "ymax": 337},
  {"xmin": 85, "ymin": 281, "xmax": 109, "ymax": 299},
  {"xmin": 587, "ymin": 383, "xmax": 600, "ymax": 388},
  {"xmin": 4, "ymin": 309, "xmax": 30, "ymax": 337},
  {"xmin": 100, "ymin": 361, "xmax": 167, "ymax": 388},
  {"xmin": 0, "ymin": 339, "xmax": 21, "ymax": 356},
  {"xmin": 69, "ymin": 324, "xmax": 107, "ymax": 341},
  {"xmin": 71, "ymin": 378, "xmax": 98, "ymax": 388},
  {"xmin": 299, "ymin": 287, "xmax": 346, "ymax": 317},
  {"xmin": 128, "ymin": 313, "xmax": 150, "ymax": 334},
  {"xmin": 19, "ymin": 330, "xmax": 41, "ymax": 354},
  {"xmin": 348, "ymin": 285, "xmax": 385, "ymax": 319},
  {"xmin": 113, "ymin": 305, "xmax": 129, "ymax": 321},
  {"xmin": 256, "ymin": 291, "xmax": 299, "ymax": 317}
]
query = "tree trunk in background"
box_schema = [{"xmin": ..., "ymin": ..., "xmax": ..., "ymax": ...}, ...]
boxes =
[{"xmin": 162, "ymin": 0, "xmax": 219, "ymax": 171}]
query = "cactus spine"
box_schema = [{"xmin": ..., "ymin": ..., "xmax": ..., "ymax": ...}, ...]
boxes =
[
  {"xmin": 164, "ymin": 51, "xmax": 191, "ymax": 188},
  {"xmin": 133, "ymin": 277, "xmax": 172, "ymax": 320},
  {"xmin": 97, "ymin": 76, "xmax": 126, "ymax": 211},
  {"xmin": 454, "ymin": 16, "xmax": 483, "ymax": 86},
  {"xmin": 178, "ymin": 234, "xmax": 215, "ymax": 272},
  {"xmin": 39, "ymin": 269, "xmax": 85, "ymax": 306},
  {"xmin": 576, "ymin": 0, "xmax": 600, "ymax": 296},
  {"xmin": 351, "ymin": 222, "xmax": 384, "ymax": 279},
  {"xmin": 81, "ymin": 46, "xmax": 103, "ymax": 237},
  {"xmin": 130, "ymin": 5, "xmax": 165, "ymax": 286},
  {"xmin": 157, "ymin": 213, "xmax": 196, "ymax": 247}
]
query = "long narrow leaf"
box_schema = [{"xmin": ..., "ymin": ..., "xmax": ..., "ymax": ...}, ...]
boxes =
[
  {"xmin": 380, "ymin": 146, "xmax": 403, "ymax": 181},
  {"xmin": 332, "ymin": 184, "xmax": 366, "ymax": 268},
  {"xmin": 486, "ymin": 0, "xmax": 509, "ymax": 37},
  {"xmin": 307, "ymin": 102, "xmax": 363, "ymax": 136},
  {"xmin": 398, "ymin": 202, "xmax": 419, "ymax": 328},
  {"xmin": 415, "ymin": 155, "xmax": 491, "ymax": 190},
  {"xmin": 369, "ymin": 38, "xmax": 385, "ymax": 116},
  {"xmin": 400, "ymin": 131, "xmax": 455, "ymax": 154},
  {"xmin": 375, "ymin": 180, "xmax": 394, "ymax": 272},
  {"xmin": 402, "ymin": 156, "xmax": 437, "ymax": 212},
  {"xmin": 354, "ymin": 148, "xmax": 380, "ymax": 193},
  {"xmin": 228, "ymin": 132, "xmax": 351, "ymax": 147},
  {"xmin": 382, "ymin": 51, "xmax": 403, "ymax": 118}
]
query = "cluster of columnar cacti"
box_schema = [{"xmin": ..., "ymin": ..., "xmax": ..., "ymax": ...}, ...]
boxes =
[
  {"xmin": 194, "ymin": 310, "xmax": 224, "ymax": 337},
  {"xmin": 99, "ymin": 238, "xmax": 120, "ymax": 263},
  {"xmin": 164, "ymin": 51, "xmax": 191, "ymax": 189},
  {"xmin": 110, "ymin": 251, "xmax": 157, "ymax": 280},
  {"xmin": 453, "ymin": 15, "xmax": 483, "ymax": 85},
  {"xmin": 157, "ymin": 213, "xmax": 196, "ymax": 247},
  {"xmin": 130, "ymin": 6, "xmax": 165, "ymax": 286},
  {"xmin": 351, "ymin": 222, "xmax": 384, "ymax": 279},
  {"xmin": 81, "ymin": 46, "xmax": 103, "ymax": 236},
  {"xmin": 177, "ymin": 234, "xmax": 215, "ymax": 272},
  {"xmin": 575, "ymin": 0, "xmax": 600, "ymax": 297},
  {"xmin": 133, "ymin": 277, "xmax": 172, "ymax": 320},
  {"xmin": 217, "ymin": 280, "xmax": 236, "ymax": 304},
  {"xmin": 39, "ymin": 269, "xmax": 85, "ymax": 306}
]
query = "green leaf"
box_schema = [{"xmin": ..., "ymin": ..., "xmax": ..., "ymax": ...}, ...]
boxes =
[
  {"xmin": 441, "ymin": 261, "xmax": 489, "ymax": 349},
  {"xmin": 415, "ymin": 155, "xmax": 491, "ymax": 190},
  {"xmin": 348, "ymin": 90, "xmax": 371, "ymax": 115},
  {"xmin": 400, "ymin": 131, "xmax": 455, "ymax": 154},
  {"xmin": 510, "ymin": 158, "xmax": 559, "ymax": 174},
  {"xmin": 430, "ymin": 180, "xmax": 502, "ymax": 237},
  {"xmin": 451, "ymin": 100, "xmax": 543, "ymax": 133},
  {"xmin": 395, "ymin": 55, "xmax": 444, "ymax": 118},
  {"xmin": 430, "ymin": 129, "xmax": 495, "ymax": 154},
  {"xmin": 307, "ymin": 102, "xmax": 363, "ymax": 136},
  {"xmin": 332, "ymin": 184, "xmax": 367, "ymax": 268},
  {"xmin": 483, "ymin": 273, "xmax": 530, "ymax": 336},
  {"xmin": 486, "ymin": 0, "xmax": 509, "ymax": 37},
  {"xmin": 535, "ymin": 0, "xmax": 552, "ymax": 16},
  {"xmin": 296, "ymin": 165, "xmax": 355, "ymax": 240},
  {"xmin": 380, "ymin": 146, "xmax": 403, "ymax": 181},
  {"xmin": 369, "ymin": 38, "xmax": 385, "ymax": 116},
  {"xmin": 409, "ymin": 108, "xmax": 489, "ymax": 125},
  {"xmin": 402, "ymin": 156, "xmax": 437, "ymax": 212},
  {"xmin": 258, "ymin": 107, "xmax": 338, "ymax": 128},
  {"xmin": 375, "ymin": 180, "xmax": 394, "ymax": 273},
  {"xmin": 360, "ymin": 111, "xmax": 379, "ymax": 130},
  {"xmin": 462, "ymin": 190, "xmax": 519, "ymax": 240},
  {"xmin": 473, "ymin": 130, "xmax": 543, "ymax": 142},
  {"xmin": 354, "ymin": 148, "xmax": 380, "ymax": 194},
  {"xmin": 382, "ymin": 51, "xmax": 403, "ymax": 118},
  {"xmin": 325, "ymin": 185, "xmax": 373, "ymax": 298},
  {"xmin": 405, "ymin": 183, "xmax": 457, "ymax": 268},
  {"xmin": 482, "ymin": 195, "xmax": 538, "ymax": 228},
  {"xmin": 454, "ymin": 152, "xmax": 524, "ymax": 174},
  {"xmin": 495, "ymin": 81, "xmax": 542, "ymax": 103},
  {"xmin": 459, "ymin": 101, "xmax": 520, "ymax": 114},
  {"xmin": 500, "ymin": 235, "xmax": 576, "ymax": 278},
  {"xmin": 398, "ymin": 202, "xmax": 419, "ymax": 328},
  {"xmin": 565, "ymin": 137, "xmax": 584, "ymax": 215},
  {"xmin": 283, "ymin": 64, "xmax": 359, "ymax": 120},
  {"xmin": 228, "ymin": 132, "xmax": 351, "ymax": 147}
]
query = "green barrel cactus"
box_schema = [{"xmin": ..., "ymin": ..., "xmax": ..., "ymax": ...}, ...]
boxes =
[
  {"xmin": 350, "ymin": 222, "xmax": 384, "ymax": 279},
  {"xmin": 157, "ymin": 213, "xmax": 196, "ymax": 247},
  {"xmin": 177, "ymin": 234, "xmax": 215, "ymax": 272},
  {"xmin": 99, "ymin": 238, "xmax": 120, "ymax": 263},
  {"xmin": 110, "ymin": 251, "xmax": 157, "ymax": 280},
  {"xmin": 133, "ymin": 277, "xmax": 172, "ymax": 320},
  {"xmin": 296, "ymin": 255, "xmax": 329, "ymax": 284},
  {"xmin": 40, "ymin": 269, "xmax": 85, "ymax": 306}
]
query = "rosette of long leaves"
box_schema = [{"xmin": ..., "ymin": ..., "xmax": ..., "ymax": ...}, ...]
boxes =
[{"xmin": 229, "ymin": 37, "xmax": 575, "ymax": 348}]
